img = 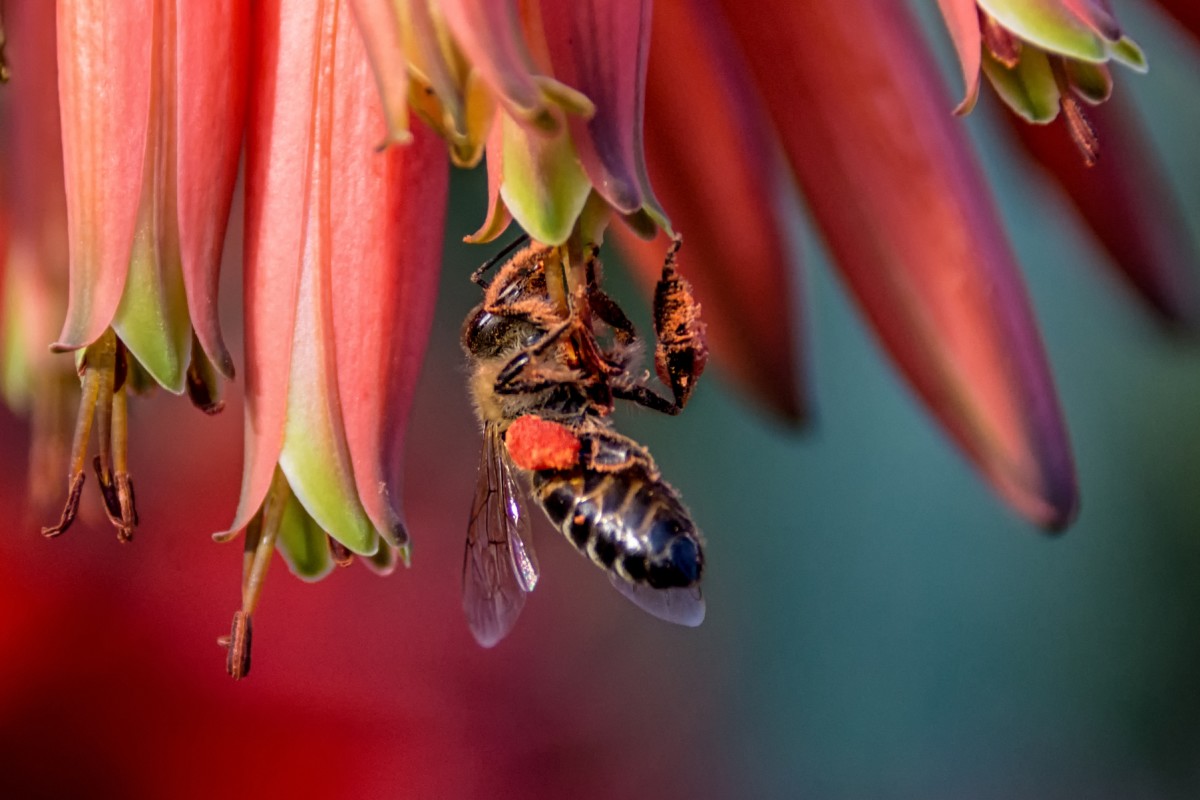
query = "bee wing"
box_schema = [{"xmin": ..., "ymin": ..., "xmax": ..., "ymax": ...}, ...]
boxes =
[
  {"xmin": 607, "ymin": 576, "xmax": 706, "ymax": 628},
  {"xmin": 462, "ymin": 425, "xmax": 540, "ymax": 647}
]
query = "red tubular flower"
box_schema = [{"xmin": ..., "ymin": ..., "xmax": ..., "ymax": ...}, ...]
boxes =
[
  {"xmin": 220, "ymin": 0, "xmax": 447, "ymax": 679},
  {"xmin": 1154, "ymin": 0, "xmax": 1200, "ymax": 37},
  {"xmin": 45, "ymin": 0, "xmax": 247, "ymax": 540},
  {"xmin": 613, "ymin": 0, "xmax": 806, "ymax": 422},
  {"xmin": 1007, "ymin": 92, "xmax": 1200, "ymax": 328},
  {"xmin": 716, "ymin": 0, "xmax": 1079, "ymax": 529}
]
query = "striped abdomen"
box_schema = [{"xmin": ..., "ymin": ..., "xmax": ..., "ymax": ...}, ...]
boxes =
[{"xmin": 530, "ymin": 466, "xmax": 703, "ymax": 589}]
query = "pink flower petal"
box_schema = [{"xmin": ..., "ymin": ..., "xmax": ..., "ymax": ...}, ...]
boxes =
[
  {"xmin": 176, "ymin": 0, "xmax": 248, "ymax": 379},
  {"xmin": 329, "ymin": 21, "xmax": 448, "ymax": 545},
  {"xmin": 1063, "ymin": 0, "xmax": 1122, "ymax": 40},
  {"xmin": 464, "ymin": 114, "xmax": 513, "ymax": 244},
  {"xmin": 1008, "ymin": 93, "xmax": 1200, "ymax": 327},
  {"xmin": 225, "ymin": 0, "xmax": 315, "ymax": 535},
  {"xmin": 542, "ymin": 0, "xmax": 650, "ymax": 214},
  {"xmin": 438, "ymin": 0, "xmax": 550, "ymax": 125},
  {"xmin": 346, "ymin": 0, "xmax": 412, "ymax": 148},
  {"xmin": 721, "ymin": 0, "xmax": 1079, "ymax": 528},
  {"xmin": 614, "ymin": 0, "xmax": 806, "ymax": 422},
  {"xmin": 54, "ymin": 0, "xmax": 153, "ymax": 351},
  {"xmin": 936, "ymin": 0, "xmax": 984, "ymax": 115}
]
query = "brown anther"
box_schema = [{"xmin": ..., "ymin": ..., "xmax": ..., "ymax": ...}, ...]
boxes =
[
  {"xmin": 185, "ymin": 359, "xmax": 225, "ymax": 415},
  {"xmin": 328, "ymin": 535, "xmax": 354, "ymax": 567},
  {"xmin": 92, "ymin": 457, "xmax": 137, "ymax": 543},
  {"xmin": 1062, "ymin": 94, "xmax": 1099, "ymax": 167},
  {"xmin": 93, "ymin": 455, "xmax": 121, "ymax": 520},
  {"xmin": 981, "ymin": 14, "xmax": 1022, "ymax": 68},
  {"xmin": 222, "ymin": 610, "xmax": 253, "ymax": 680},
  {"xmin": 117, "ymin": 472, "xmax": 138, "ymax": 528},
  {"xmin": 41, "ymin": 472, "xmax": 85, "ymax": 538}
]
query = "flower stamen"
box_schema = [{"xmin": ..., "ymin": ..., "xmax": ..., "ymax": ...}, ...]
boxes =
[
  {"xmin": 1051, "ymin": 58, "xmax": 1100, "ymax": 166},
  {"xmin": 185, "ymin": 334, "xmax": 225, "ymax": 415},
  {"xmin": 981, "ymin": 12, "xmax": 1022, "ymax": 69},
  {"xmin": 41, "ymin": 328, "xmax": 138, "ymax": 541},
  {"xmin": 328, "ymin": 535, "xmax": 354, "ymax": 568},
  {"xmin": 221, "ymin": 467, "xmax": 289, "ymax": 680}
]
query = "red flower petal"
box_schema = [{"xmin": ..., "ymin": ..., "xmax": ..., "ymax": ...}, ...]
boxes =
[
  {"xmin": 1063, "ymin": 0, "xmax": 1122, "ymax": 40},
  {"xmin": 721, "ymin": 0, "xmax": 1079, "ymax": 528},
  {"xmin": 936, "ymin": 0, "xmax": 984, "ymax": 114},
  {"xmin": 227, "ymin": 0, "xmax": 315, "ymax": 534},
  {"xmin": 439, "ymin": 0, "xmax": 551, "ymax": 125},
  {"xmin": 1152, "ymin": 0, "xmax": 1200, "ymax": 41},
  {"xmin": 176, "ymin": 0, "xmax": 249, "ymax": 379},
  {"xmin": 614, "ymin": 0, "xmax": 806, "ymax": 422},
  {"xmin": 542, "ymin": 0, "xmax": 650, "ymax": 214},
  {"xmin": 1008, "ymin": 93, "xmax": 1200, "ymax": 327},
  {"xmin": 465, "ymin": 114, "xmax": 513, "ymax": 244},
  {"xmin": 54, "ymin": 0, "xmax": 153, "ymax": 351},
  {"xmin": 329, "ymin": 25, "xmax": 448, "ymax": 543},
  {"xmin": 346, "ymin": 0, "xmax": 412, "ymax": 148}
]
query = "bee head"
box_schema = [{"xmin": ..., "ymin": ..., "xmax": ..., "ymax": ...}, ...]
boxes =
[{"xmin": 461, "ymin": 305, "xmax": 542, "ymax": 359}]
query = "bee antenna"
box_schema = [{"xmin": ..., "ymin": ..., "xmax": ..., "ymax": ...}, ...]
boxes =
[{"xmin": 471, "ymin": 233, "xmax": 533, "ymax": 287}]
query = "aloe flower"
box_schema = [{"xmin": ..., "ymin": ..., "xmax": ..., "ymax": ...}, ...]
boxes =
[
  {"xmin": 215, "ymin": 0, "xmax": 447, "ymax": 679},
  {"xmin": 2, "ymin": 0, "xmax": 1195, "ymax": 679},
  {"xmin": 43, "ymin": 0, "xmax": 248, "ymax": 540},
  {"xmin": 1008, "ymin": 92, "xmax": 1200, "ymax": 328},
  {"xmin": 611, "ymin": 0, "xmax": 1085, "ymax": 529},
  {"xmin": 350, "ymin": 0, "xmax": 667, "ymax": 246},
  {"xmin": 937, "ymin": 0, "xmax": 1146, "ymax": 164}
]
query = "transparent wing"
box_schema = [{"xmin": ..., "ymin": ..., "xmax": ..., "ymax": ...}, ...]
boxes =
[
  {"xmin": 462, "ymin": 424, "xmax": 540, "ymax": 647},
  {"xmin": 608, "ymin": 575, "xmax": 706, "ymax": 628}
]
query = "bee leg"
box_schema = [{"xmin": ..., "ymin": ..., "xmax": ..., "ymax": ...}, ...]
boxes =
[
  {"xmin": 588, "ymin": 286, "xmax": 638, "ymax": 348},
  {"xmin": 612, "ymin": 382, "xmax": 681, "ymax": 416},
  {"xmin": 471, "ymin": 233, "xmax": 531, "ymax": 288},
  {"xmin": 580, "ymin": 243, "xmax": 635, "ymax": 343},
  {"xmin": 652, "ymin": 235, "xmax": 708, "ymax": 410},
  {"xmin": 495, "ymin": 318, "xmax": 574, "ymax": 387},
  {"xmin": 579, "ymin": 430, "xmax": 660, "ymax": 477}
]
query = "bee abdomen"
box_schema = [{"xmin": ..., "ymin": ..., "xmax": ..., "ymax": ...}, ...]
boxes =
[{"xmin": 532, "ymin": 468, "xmax": 703, "ymax": 589}]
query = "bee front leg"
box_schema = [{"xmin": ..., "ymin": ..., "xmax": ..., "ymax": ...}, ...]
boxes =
[
  {"xmin": 494, "ymin": 319, "xmax": 574, "ymax": 388},
  {"xmin": 652, "ymin": 235, "xmax": 708, "ymax": 410},
  {"xmin": 612, "ymin": 381, "xmax": 680, "ymax": 416}
]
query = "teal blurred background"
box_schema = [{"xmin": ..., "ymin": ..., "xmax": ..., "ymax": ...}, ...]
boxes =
[{"xmin": 1, "ymin": 3, "xmax": 1199, "ymax": 798}]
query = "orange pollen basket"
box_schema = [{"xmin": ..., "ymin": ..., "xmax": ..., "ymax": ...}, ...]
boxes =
[{"xmin": 504, "ymin": 415, "xmax": 582, "ymax": 472}]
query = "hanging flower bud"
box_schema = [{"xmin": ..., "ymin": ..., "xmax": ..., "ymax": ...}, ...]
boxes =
[
  {"xmin": 721, "ymin": 0, "xmax": 1079, "ymax": 529},
  {"xmin": 350, "ymin": 0, "xmax": 666, "ymax": 247},
  {"xmin": 46, "ymin": 0, "xmax": 248, "ymax": 540},
  {"xmin": 937, "ymin": 0, "xmax": 1146, "ymax": 164},
  {"xmin": 217, "ymin": 0, "xmax": 447, "ymax": 680}
]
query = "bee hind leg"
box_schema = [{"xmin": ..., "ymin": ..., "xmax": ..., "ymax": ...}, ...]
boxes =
[{"xmin": 652, "ymin": 235, "xmax": 708, "ymax": 410}]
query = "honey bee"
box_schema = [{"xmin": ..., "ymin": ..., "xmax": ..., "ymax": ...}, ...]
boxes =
[{"xmin": 461, "ymin": 235, "xmax": 709, "ymax": 647}]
